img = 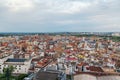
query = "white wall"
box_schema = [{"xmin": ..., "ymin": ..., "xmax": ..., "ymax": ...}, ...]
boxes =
[{"xmin": 0, "ymin": 59, "xmax": 31, "ymax": 74}]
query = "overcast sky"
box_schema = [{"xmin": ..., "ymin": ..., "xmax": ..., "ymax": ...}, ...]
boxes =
[{"xmin": 0, "ymin": 0, "xmax": 120, "ymax": 32}]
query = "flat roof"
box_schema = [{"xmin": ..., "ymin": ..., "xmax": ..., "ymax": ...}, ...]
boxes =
[
  {"xmin": 6, "ymin": 58, "xmax": 26, "ymax": 62},
  {"xmin": 34, "ymin": 70, "xmax": 62, "ymax": 80}
]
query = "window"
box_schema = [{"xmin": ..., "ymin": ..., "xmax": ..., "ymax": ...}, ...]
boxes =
[
  {"xmin": 4, "ymin": 65, "xmax": 7, "ymax": 67},
  {"xmin": 25, "ymin": 68, "xmax": 26, "ymax": 72}
]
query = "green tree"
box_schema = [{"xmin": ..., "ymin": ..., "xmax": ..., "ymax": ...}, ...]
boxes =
[
  {"xmin": 17, "ymin": 74, "xmax": 28, "ymax": 80},
  {"xmin": 3, "ymin": 66, "xmax": 15, "ymax": 80}
]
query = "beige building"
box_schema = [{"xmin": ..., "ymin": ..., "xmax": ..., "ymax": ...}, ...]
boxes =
[{"xmin": 74, "ymin": 73, "xmax": 120, "ymax": 80}]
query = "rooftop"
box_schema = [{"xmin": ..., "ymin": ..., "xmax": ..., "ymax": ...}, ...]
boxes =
[
  {"xmin": 74, "ymin": 73, "xmax": 120, "ymax": 80},
  {"xmin": 33, "ymin": 70, "xmax": 63, "ymax": 80},
  {"xmin": 6, "ymin": 58, "xmax": 26, "ymax": 62}
]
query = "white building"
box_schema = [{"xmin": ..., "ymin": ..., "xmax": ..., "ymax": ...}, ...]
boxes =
[{"xmin": 0, "ymin": 55, "xmax": 31, "ymax": 74}]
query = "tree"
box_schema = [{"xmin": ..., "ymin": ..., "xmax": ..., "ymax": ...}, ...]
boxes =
[
  {"xmin": 3, "ymin": 65, "xmax": 15, "ymax": 80},
  {"xmin": 17, "ymin": 74, "xmax": 28, "ymax": 80}
]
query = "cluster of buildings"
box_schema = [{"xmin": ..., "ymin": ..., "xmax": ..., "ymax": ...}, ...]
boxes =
[{"xmin": 0, "ymin": 35, "xmax": 120, "ymax": 80}]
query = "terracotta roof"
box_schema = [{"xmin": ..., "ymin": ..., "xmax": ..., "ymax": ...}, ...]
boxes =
[{"xmin": 87, "ymin": 66, "xmax": 104, "ymax": 72}]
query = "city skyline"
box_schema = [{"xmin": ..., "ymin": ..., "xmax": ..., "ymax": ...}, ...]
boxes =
[{"xmin": 0, "ymin": 0, "xmax": 120, "ymax": 32}]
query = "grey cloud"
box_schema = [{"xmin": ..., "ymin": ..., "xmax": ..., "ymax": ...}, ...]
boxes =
[{"xmin": 0, "ymin": 0, "xmax": 119, "ymax": 32}]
